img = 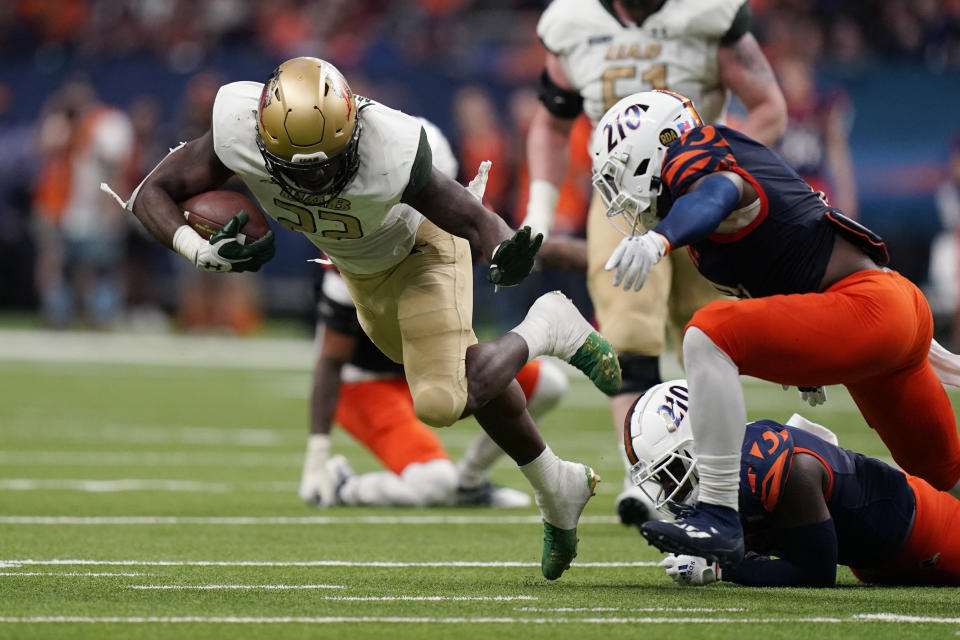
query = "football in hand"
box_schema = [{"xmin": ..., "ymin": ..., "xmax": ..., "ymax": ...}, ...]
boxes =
[{"xmin": 180, "ymin": 191, "xmax": 271, "ymax": 244}]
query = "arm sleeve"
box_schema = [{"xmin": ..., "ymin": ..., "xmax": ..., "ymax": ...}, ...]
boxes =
[
  {"xmin": 653, "ymin": 173, "xmax": 740, "ymax": 249},
  {"xmin": 722, "ymin": 519, "xmax": 838, "ymax": 587},
  {"xmin": 537, "ymin": 69, "xmax": 583, "ymax": 119},
  {"xmin": 400, "ymin": 126, "xmax": 433, "ymax": 202},
  {"xmin": 720, "ymin": 2, "xmax": 752, "ymax": 46}
]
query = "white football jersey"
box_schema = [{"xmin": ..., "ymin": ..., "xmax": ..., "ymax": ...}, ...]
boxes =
[
  {"xmin": 538, "ymin": 0, "xmax": 744, "ymax": 126},
  {"xmin": 212, "ymin": 81, "xmax": 427, "ymax": 274}
]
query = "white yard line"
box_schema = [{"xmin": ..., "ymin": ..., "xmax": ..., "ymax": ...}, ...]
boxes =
[
  {"xmin": 0, "ymin": 330, "xmax": 314, "ymax": 370},
  {"xmin": 316, "ymin": 596, "xmax": 537, "ymax": 601},
  {"xmin": 0, "ymin": 479, "xmax": 297, "ymax": 493},
  {"xmin": 0, "ymin": 451, "xmax": 301, "ymax": 468},
  {"xmin": 128, "ymin": 584, "xmax": 345, "ymax": 590},
  {"xmin": 2, "ymin": 559, "xmax": 657, "ymax": 568},
  {"xmin": 517, "ymin": 607, "xmax": 746, "ymax": 613},
  {"xmin": 4, "ymin": 422, "xmax": 283, "ymax": 447},
  {"xmin": 0, "ymin": 572, "xmax": 149, "ymax": 577},
  {"xmin": 0, "ymin": 615, "xmax": 956, "ymax": 625},
  {"xmin": 0, "ymin": 515, "xmax": 619, "ymax": 525}
]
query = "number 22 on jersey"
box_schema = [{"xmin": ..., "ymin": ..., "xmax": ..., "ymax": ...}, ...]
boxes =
[{"xmin": 273, "ymin": 198, "xmax": 364, "ymax": 240}]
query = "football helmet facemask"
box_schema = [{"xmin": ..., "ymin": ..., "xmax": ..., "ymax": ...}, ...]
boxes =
[
  {"xmin": 624, "ymin": 379, "xmax": 699, "ymax": 513},
  {"xmin": 590, "ymin": 90, "xmax": 702, "ymax": 236},
  {"xmin": 256, "ymin": 57, "xmax": 361, "ymax": 204}
]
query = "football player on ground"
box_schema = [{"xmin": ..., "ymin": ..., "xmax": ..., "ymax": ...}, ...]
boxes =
[
  {"xmin": 122, "ymin": 57, "xmax": 623, "ymax": 580},
  {"xmin": 524, "ymin": 0, "xmax": 787, "ymax": 529},
  {"xmin": 591, "ymin": 89, "xmax": 960, "ymax": 569},
  {"xmin": 301, "ymin": 268, "xmax": 567, "ymax": 509},
  {"xmin": 299, "ymin": 117, "xmax": 562, "ymax": 509},
  {"xmin": 626, "ymin": 380, "xmax": 960, "ymax": 587}
]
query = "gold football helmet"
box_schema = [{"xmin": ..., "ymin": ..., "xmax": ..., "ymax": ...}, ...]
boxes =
[{"xmin": 256, "ymin": 57, "xmax": 361, "ymax": 203}]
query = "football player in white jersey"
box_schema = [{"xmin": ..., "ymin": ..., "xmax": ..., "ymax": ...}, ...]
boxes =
[
  {"xmin": 124, "ymin": 57, "xmax": 621, "ymax": 581},
  {"xmin": 523, "ymin": 0, "xmax": 786, "ymax": 529},
  {"xmin": 300, "ymin": 118, "xmax": 562, "ymax": 510}
]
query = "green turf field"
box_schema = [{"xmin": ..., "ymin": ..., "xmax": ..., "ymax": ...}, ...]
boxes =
[{"xmin": 1, "ymin": 329, "xmax": 959, "ymax": 639}]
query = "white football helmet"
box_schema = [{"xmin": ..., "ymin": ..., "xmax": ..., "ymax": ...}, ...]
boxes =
[
  {"xmin": 624, "ymin": 379, "xmax": 699, "ymax": 513},
  {"xmin": 590, "ymin": 90, "xmax": 702, "ymax": 235}
]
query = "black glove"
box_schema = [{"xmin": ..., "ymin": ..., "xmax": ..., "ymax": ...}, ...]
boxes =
[
  {"xmin": 487, "ymin": 226, "xmax": 542, "ymax": 287},
  {"xmin": 208, "ymin": 210, "xmax": 276, "ymax": 273}
]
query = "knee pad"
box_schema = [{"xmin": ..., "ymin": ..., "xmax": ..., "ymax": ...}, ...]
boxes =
[
  {"xmin": 412, "ymin": 384, "xmax": 465, "ymax": 428},
  {"xmin": 617, "ymin": 353, "xmax": 662, "ymax": 395},
  {"xmin": 401, "ymin": 459, "xmax": 458, "ymax": 506}
]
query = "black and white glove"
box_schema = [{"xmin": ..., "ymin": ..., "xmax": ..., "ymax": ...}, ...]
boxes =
[
  {"xmin": 174, "ymin": 210, "xmax": 275, "ymax": 272},
  {"xmin": 604, "ymin": 231, "xmax": 668, "ymax": 291},
  {"xmin": 660, "ymin": 554, "xmax": 721, "ymax": 586},
  {"xmin": 782, "ymin": 384, "xmax": 827, "ymax": 407},
  {"xmin": 488, "ymin": 226, "xmax": 542, "ymax": 287}
]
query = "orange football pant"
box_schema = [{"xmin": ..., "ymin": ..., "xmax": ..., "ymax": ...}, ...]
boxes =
[
  {"xmin": 335, "ymin": 378, "xmax": 449, "ymax": 475},
  {"xmin": 851, "ymin": 474, "xmax": 960, "ymax": 585},
  {"xmin": 334, "ymin": 361, "xmax": 544, "ymax": 475},
  {"xmin": 689, "ymin": 269, "xmax": 960, "ymax": 491}
]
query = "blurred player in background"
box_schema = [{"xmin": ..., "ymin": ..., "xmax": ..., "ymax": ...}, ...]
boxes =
[
  {"xmin": 300, "ymin": 120, "xmax": 565, "ymax": 509},
  {"xmin": 33, "ymin": 79, "xmax": 134, "ymax": 328},
  {"xmin": 592, "ymin": 89, "xmax": 960, "ymax": 569},
  {"xmin": 523, "ymin": 0, "xmax": 787, "ymax": 528},
  {"xmin": 625, "ymin": 380, "xmax": 960, "ymax": 587},
  {"xmin": 121, "ymin": 56, "xmax": 621, "ymax": 580}
]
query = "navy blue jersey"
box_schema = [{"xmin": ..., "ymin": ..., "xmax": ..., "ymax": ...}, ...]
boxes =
[
  {"xmin": 739, "ymin": 421, "xmax": 915, "ymax": 570},
  {"xmin": 314, "ymin": 270, "xmax": 404, "ymax": 376},
  {"xmin": 660, "ymin": 125, "xmax": 887, "ymax": 299}
]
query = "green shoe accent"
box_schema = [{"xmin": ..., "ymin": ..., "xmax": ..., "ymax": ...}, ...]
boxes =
[
  {"xmin": 540, "ymin": 465, "xmax": 599, "ymax": 581},
  {"xmin": 569, "ymin": 332, "xmax": 622, "ymax": 396},
  {"xmin": 541, "ymin": 521, "xmax": 578, "ymax": 581}
]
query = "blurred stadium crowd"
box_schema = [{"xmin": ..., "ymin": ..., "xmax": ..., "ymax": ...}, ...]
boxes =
[{"xmin": 1, "ymin": 0, "xmax": 959, "ymax": 340}]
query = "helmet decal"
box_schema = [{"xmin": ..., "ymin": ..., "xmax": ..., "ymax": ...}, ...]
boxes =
[{"xmin": 591, "ymin": 90, "xmax": 702, "ymax": 236}]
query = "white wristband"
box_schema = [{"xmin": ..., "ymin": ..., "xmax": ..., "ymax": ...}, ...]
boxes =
[
  {"xmin": 172, "ymin": 224, "xmax": 205, "ymax": 267},
  {"xmin": 306, "ymin": 433, "xmax": 332, "ymax": 455},
  {"xmin": 524, "ymin": 179, "xmax": 560, "ymax": 238}
]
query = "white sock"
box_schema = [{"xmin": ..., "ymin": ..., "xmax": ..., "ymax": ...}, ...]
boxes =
[
  {"xmin": 510, "ymin": 293, "xmax": 591, "ymax": 361},
  {"xmin": 456, "ymin": 433, "xmax": 503, "ymax": 488},
  {"xmin": 520, "ymin": 446, "xmax": 587, "ymax": 529},
  {"xmin": 510, "ymin": 326, "xmax": 545, "ymax": 363},
  {"xmin": 683, "ymin": 327, "xmax": 745, "ymax": 511},
  {"xmin": 695, "ymin": 453, "xmax": 741, "ymax": 509}
]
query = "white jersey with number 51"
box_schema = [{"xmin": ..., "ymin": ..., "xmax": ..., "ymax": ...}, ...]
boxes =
[{"xmin": 538, "ymin": 0, "xmax": 745, "ymax": 126}]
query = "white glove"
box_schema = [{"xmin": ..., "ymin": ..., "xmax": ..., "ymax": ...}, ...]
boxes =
[
  {"xmin": 782, "ymin": 384, "xmax": 827, "ymax": 407},
  {"xmin": 466, "ymin": 161, "xmax": 491, "ymax": 202},
  {"xmin": 604, "ymin": 231, "xmax": 668, "ymax": 291},
  {"xmin": 520, "ymin": 179, "xmax": 559, "ymax": 241},
  {"xmin": 298, "ymin": 434, "xmax": 336, "ymax": 507},
  {"xmin": 660, "ymin": 554, "xmax": 720, "ymax": 586}
]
